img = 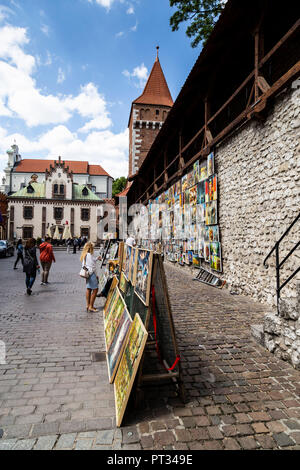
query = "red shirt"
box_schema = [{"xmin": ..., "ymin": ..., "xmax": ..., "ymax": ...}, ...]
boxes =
[{"xmin": 39, "ymin": 242, "xmax": 56, "ymax": 263}]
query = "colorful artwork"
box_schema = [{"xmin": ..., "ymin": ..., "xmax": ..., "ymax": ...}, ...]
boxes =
[
  {"xmin": 199, "ymin": 160, "xmax": 208, "ymax": 181},
  {"xmin": 206, "ymin": 225, "xmax": 219, "ymax": 242},
  {"xmin": 181, "ymin": 174, "xmax": 188, "ymax": 192},
  {"xmin": 210, "ymin": 242, "xmax": 222, "ymax": 272},
  {"xmin": 207, "ymin": 152, "xmax": 214, "ymax": 177},
  {"xmin": 129, "ymin": 247, "xmax": 138, "ymax": 285},
  {"xmin": 198, "ymin": 239, "xmax": 205, "ymax": 259},
  {"xmin": 98, "ymin": 273, "xmax": 108, "ymax": 293},
  {"xmin": 186, "ymin": 170, "xmax": 194, "ymax": 189},
  {"xmin": 122, "ymin": 244, "xmax": 133, "ymax": 281},
  {"xmin": 193, "ymin": 160, "xmax": 200, "ymax": 184},
  {"xmin": 205, "ymin": 201, "xmax": 218, "ymax": 225},
  {"xmin": 107, "ymin": 308, "xmax": 132, "ymax": 383},
  {"xmin": 134, "ymin": 249, "xmax": 153, "ymax": 306},
  {"xmin": 188, "ymin": 251, "xmax": 193, "ymax": 264},
  {"xmin": 204, "ymin": 242, "xmax": 210, "ymax": 262},
  {"xmin": 205, "ymin": 175, "xmax": 217, "ymax": 203},
  {"xmin": 189, "ymin": 185, "xmax": 197, "ymax": 206},
  {"xmin": 104, "ymin": 293, "xmax": 126, "ymax": 349},
  {"xmin": 119, "ymin": 271, "xmax": 127, "ymax": 293},
  {"xmin": 103, "ymin": 283, "xmax": 119, "ymax": 321},
  {"xmin": 196, "ymin": 204, "xmax": 206, "ymax": 224},
  {"xmin": 197, "ymin": 181, "xmax": 206, "ymax": 204},
  {"xmin": 192, "ymin": 254, "xmax": 201, "ymax": 268},
  {"xmin": 114, "ymin": 314, "xmax": 148, "ymax": 427}
]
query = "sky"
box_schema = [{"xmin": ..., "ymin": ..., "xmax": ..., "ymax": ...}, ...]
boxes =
[{"xmin": 0, "ymin": 0, "xmax": 201, "ymax": 180}]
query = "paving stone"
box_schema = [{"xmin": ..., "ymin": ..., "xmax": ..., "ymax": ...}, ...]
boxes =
[
  {"xmin": 74, "ymin": 438, "xmax": 94, "ymax": 450},
  {"xmin": 0, "ymin": 439, "xmax": 18, "ymax": 450},
  {"xmin": 238, "ymin": 436, "xmax": 259, "ymax": 450},
  {"xmin": 95, "ymin": 429, "xmax": 114, "ymax": 445},
  {"xmin": 273, "ymin": 433, "xmax": 296, "ymax": 447},
  {"xmin": 283, "ymin": 420, "xmax": 300, "ymax": 430},
  {"xmin": 55, "ymin": 433, "xmax": 77, "ymax": 450},
  {"xmin": 31, "ymin": 422, "xmax": 59, "ymax": 437},
  {"xmin": 153, "ymin": 431, "xmax": 175, "ymax": 446},
  {"xmin": 12, "ymin": 439, "xmax": 36, "ymax": 450},
  {"xmin": 223, "ymin": 437, "xmax": 241, "ymax": 450},
  {"xmin": 121, "ymin": 426, "xmax": 139, "ymax": 444},
  {"xmin": 34, "ymin": 435, "xmax": 58, "ymax": 450}
]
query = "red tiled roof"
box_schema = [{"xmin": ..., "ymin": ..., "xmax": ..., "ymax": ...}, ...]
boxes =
[
  {"xmin": 14, "ymin": 159, "xmax": 111, "ymax": 177},
  {"xmin": 133, "ymin": 58, "xmax": 173, "ymax": 107},
  {"xmin": 88, "ymin": 164, "xmax": 110, "ymax": 177},
  {"xmin": 116, "ymin": 182, "xmax": 132, "ymax": 197}
]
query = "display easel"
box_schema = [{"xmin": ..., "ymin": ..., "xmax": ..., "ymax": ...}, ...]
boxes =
[{"xmin": 100, "ymin": 239, "xmax": 112, "ymax": 268}]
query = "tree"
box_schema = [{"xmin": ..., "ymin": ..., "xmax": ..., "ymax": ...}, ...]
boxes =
[
  {"xmin": 112, "ymin": 177, "xmax": 127, "ymax": 198},
  {"xmin": 169, "ymin": 0, "xmax": 225, "ymax": 48}
]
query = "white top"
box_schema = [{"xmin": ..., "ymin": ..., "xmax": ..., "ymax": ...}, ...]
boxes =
[{"xmin": 82, "ymin": 253, "xmax": 98, "ymax": 275}]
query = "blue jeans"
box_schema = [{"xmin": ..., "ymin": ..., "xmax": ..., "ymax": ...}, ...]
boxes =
[{"xmin": 25, "ymin": 272, "xmax": 36, "ymax": 289}]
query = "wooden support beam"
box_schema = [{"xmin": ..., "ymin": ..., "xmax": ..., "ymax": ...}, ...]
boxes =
[{"xmin": 258, "ymin": 75, "xmax": 271, "ymax": 93}]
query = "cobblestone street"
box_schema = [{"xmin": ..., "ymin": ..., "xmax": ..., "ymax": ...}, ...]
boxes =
[{"xmin": 0, "ymin": 252, "xmax": 300, "ymax": 450}]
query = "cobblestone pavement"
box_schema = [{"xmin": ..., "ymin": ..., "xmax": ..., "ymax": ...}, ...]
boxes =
[{"xmin": 0, "ymin": 254, "xmax": 299, "ymax": 450}]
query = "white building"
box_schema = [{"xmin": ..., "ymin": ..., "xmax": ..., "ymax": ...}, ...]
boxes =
[
  {"xmin": 1, "ymin": 144, "xmax": 113, "ymax": 199},
  {"xmin": 3, "ymin": 146, "xmax": 114, "ymax": 242}
]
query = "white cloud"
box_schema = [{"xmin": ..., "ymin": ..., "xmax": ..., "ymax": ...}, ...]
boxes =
[
  {"xmin": 0, "ymin": 125, "xmax": 129, "ymax": 178},
  {"xmin": 90, "ymin": 0, "xmax": 115, "ymax": 9},
  {"xmin": 40, "ymin": 24, "xmax": 50, "ymax": 36},
  {"xmin": 130, "ymin": 21, "xmax": 138, "ymax": 32},
  {"xmin": 126, "ymin": 6, "xmax": 134, "ymax": 14},
  {"xmin": 123, "ymin": 63, "xmax": 148, "ymax": 89},
  {"xmin": 0, "ymin": 5, "xmax": 14, "ymax": 22},
  {"xmin": 57, "ymin": 67, "xmax": 65, "ymax": 84},
  {"xmin": 44, "ymin": 51, "xmax": 52, "ymax": 66},
  {"xmin": 116, "ymin": 31, "xmax": 124, "ymax": 38}
]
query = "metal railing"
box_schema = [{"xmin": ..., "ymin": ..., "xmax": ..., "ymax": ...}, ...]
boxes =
[{"xmin": 264, "ymin": 212, "xmax": 300, "ymax": 311}]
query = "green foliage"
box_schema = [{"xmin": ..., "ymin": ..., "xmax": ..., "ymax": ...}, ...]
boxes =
[
  {"xmin": 112, "ymin": 176, "xmax": 127, "ymax": 198},
  {"xmin": 169, "ymin": 0, "xmax": 225, "ymax": 48}
]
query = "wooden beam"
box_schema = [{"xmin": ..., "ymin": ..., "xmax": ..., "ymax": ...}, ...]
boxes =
[{"xmin": 258, "ymin": 75, "xmax": 271, "ymax": 93}]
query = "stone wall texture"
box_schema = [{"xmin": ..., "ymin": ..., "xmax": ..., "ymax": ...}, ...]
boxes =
[{"xmin": 216, "ymin": 80, "xmax": 300, "ymax": 306}]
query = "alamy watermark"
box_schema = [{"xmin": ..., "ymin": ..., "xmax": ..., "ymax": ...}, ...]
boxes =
[{"xmin": 0, "ymin": 341, "xmax": 6, "ymax": 365}]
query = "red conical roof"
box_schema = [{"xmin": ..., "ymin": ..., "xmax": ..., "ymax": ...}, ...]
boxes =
[{"xmin": 133, "ymin": 57, "xmax": 173, "ymax": 107}]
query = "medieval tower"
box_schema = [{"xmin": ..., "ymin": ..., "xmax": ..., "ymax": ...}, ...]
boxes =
[{"xmin": 128, "ymin": 48, "xmax": 173, "ymax": 177}]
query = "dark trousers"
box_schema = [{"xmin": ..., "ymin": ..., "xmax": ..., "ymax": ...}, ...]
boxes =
[
  {"xmin": 25, "ymin": 272, "xmax": 36, "ymax": 289},
  {"xmin": 14, "ymin": 253, "xmax": 23, "ymax": 268}
]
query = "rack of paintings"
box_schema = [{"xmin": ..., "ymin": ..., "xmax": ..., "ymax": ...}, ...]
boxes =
[
  {"xmin": 142, "ymin": 151, "xmax": 223, "ymax": 275},
  {"xmin": 102, "ymin": 245, "xmax": 185, "ymax": 427}
]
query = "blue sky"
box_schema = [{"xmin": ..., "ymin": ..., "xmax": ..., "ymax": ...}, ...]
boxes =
[{"xmin": 0, "ymin": 0, "xmax": 200, "ymax": 179}]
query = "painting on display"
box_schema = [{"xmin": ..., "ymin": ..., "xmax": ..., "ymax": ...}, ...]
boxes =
[
  {"xmin": 114, "ymin": 314, "xmax": 148, "ymax": 427},
  {"xmin": 199, "ymin": 160, "xmax": 208, "ymax": 181},
  {"xmin": 210, "ymin": 242, "xmax": 222, "ymax": 272},
  {"xmin": 122, "ymin": 244, "xmax": 133, "ymax": 281},
  {"xmin": 107, "ymin": 307, "xmax": 132, "ymax": 383},
  {"xmin": 205, "ymin": 201, "xmax": 218, "ymax": 225},
  {"xmin": 181, "ymin": 174, "xmax": 188, "ymax": 192},
  {"xmin": 189, "ymin": 185, "xmax": 197, "ymax": 206},
  {"xmin": 193, "ymin": 160, "xmax": 200, "ymax": 184},
  {"xmin": 193, "ymin": 254, "xmax": 201, "ymax": 268},
  {"xmin": 205, "ymin": 175, "xmax": 217, "ymax": 203},
  {"xmin": 196, "ymin": 203, "xmax": 206, "ymax": 224},
  {"xmin": 104, "ymin": 291, "xmax": 126, "ymax": 349},
  {"xmin": 134, "ymin": 249, "xmax": 153, "ymax": 306},
  {"xmin": 119, "ymin": 271, "xmax": 127, "ymax": 294},
  {"xmin": 204, "ymin": 242, "xmax": 210, "ymax": 262},
  {"xmin": 186, "ymin": 170, "xmax": 194, "ymax": 189},
  {"xmin": 98, "ymin": 273, "xmax": 108, "ymax": 294},
  {"xmin": 103, "ymin": 282, "xmax": 119, "ymax": 319},
  {"xmin": 197, "ymin": 181, "xmax": 206, "ymax": 204},
  {"xmin": 207, "ymin": 152, "xmax": 214, "ymax": 177},
  {"xmin": 206, "ymin": 226, "xmax": 219, "ymax": 242},
  {"xmin": 188, "ymin": 251, "xmax": 193, "ymax": 265},
  {"xmin": 129, "ymin": 247, "xmax": 138, "ymax": 286},
  {"xmin": 198, "ymin": 239, "xmax": 205, "ymax": 259}
]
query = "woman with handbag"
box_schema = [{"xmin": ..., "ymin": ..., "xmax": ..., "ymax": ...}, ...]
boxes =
[
  {"xmin": 23, "ymin": 238, "xmax": 39, "ymax": 295},
  {"xmin": 80, "ymin": 242, "xmax": 101, "ymax": 312}
]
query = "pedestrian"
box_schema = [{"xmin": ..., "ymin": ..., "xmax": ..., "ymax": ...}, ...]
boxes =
[
  {"xmin": 80, "ymin": 242, "xmax": 101, "ymax": 312},
  {"xmin": 66, "ymin": 238, "xmax": 72, "ymax": 254},
  {"xmin": 23, "ymin": 238, "xmax": 39, "ymax": 295},
  {"xmin": 39, "ymin": 236, "xmax": 56, "ymax": 285},
  {"xmin": 73, "ymin": 237, "xmax": 78, "ymax": 254},
  {"xmin": 13, "ymin": 238, "xmax": 24, "ymax": 269},
  {"xmin": 77, "ymin": 236, "xmax": 82, "ymax": 251}
]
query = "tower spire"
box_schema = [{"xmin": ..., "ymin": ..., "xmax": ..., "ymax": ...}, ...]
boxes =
[{"xmin": 156, "ymin": 45, "xmax": 159, "ymax": 61}]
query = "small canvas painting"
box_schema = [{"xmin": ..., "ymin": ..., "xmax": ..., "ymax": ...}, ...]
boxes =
[{"xmin": 210, "ymin": 242, "xmax": 222, "ymax": 272}]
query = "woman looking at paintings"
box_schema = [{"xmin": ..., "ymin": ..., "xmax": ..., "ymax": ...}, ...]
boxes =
[{"xmin": 80, "ymin": 242, "xmax": 101, "ymax": 312}]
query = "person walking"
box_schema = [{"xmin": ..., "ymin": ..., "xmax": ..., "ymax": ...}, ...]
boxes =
[
  {"xmin": 66, "ymin": 238, "xmax": 72, "ymax": 254},
  {"xmin": 73, "ymin": 237, "xmax": 78, "ymax": 254},
  {"xmin": 80, "ymin": 242, "xmax": 101, "ymax": 312},
  {"xmin": 77, "ymin": 237, "xmax": 82, "ymax": 251},
  {"xmin": 23, "ymin": 238, "xmax": 39, "ymax": 295},
  {"xmin": 14, "ymin": 239, "xmax": 24, "ymax": 269},
  {"xmin": 39, "ymin": 237, "xmax": 56, "ymax": 285}
]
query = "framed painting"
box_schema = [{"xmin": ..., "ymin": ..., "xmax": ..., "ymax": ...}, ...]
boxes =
[
  {"xmin": 205, "ymin": 201, "xmax": 218, "ymax": 225},
  {"xmin": 128, "ymin": 247, "xmax": 137, "ymax": 286},
  {"xmin": 181, "ymin": 174, "xmax": 188, "ymax": 192},
  {"xmin": 193, "ymin": 254, "xmax": 201, "ymax": 268},
  {"xmin": 206, "ymin": 225, "xmax": 219, "ymax": 242},
  {"xmin": 204, "ymin": 242, "xmax": 210, "ymax": 262},
  {"xmin": 205, "ymin": 175, "xmax": 217, "ymax": 203},
  {"xmin": 193, "ymin": 160, "xmax": 200, "ymax": 185},
  {"xmin": 122, "ymin": 244, "xmax": 133, "ymax": 281},
  {"xmin": 114, "ymin": 314, "xmax": 148, "ymax": 427},
  {"xmin": 210, "ymin": 241, "xmax": 222, "ymax": 272},
  {"xmin": 196, "ymin": 203, "xmax": 206, "ymax": 224},
  {"xmin": 207, "ymin": 152, "xmax": 214, "ymax": 177},
  {"xmin": 103, "ymin": 277, "xmax": 118, "ymax": 317},
  {"xmin": 104, "ymin": 289, "xmax": 127, "ymax": 351},
  {"xmin": 189, "ymin": 185, "xmax": 197, "ymax": 206},
  {"xmin": 134, "ymin": 249, "xmax": 153, "ymax": 306},
  {"xmin": 186, "ymin": 169, "xmax": 194, "ymax": 189},
  {"xmin": 199, "ymin": 160, "xmax": 208, "ymax": 182},
  {"xmin": 107, "ymin": 307, "xmax": 132, "ymax": 383},
  {"xmin": 198, "ymin": 239, "xmax": 205, "ymax": 259},
  {"xmin": 119, "ymin": 271, "xmax": 127, "ymax": 294},
  {"xmin": 197, "ymin": 181, "xmax": 206, "ymax": 204}
]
